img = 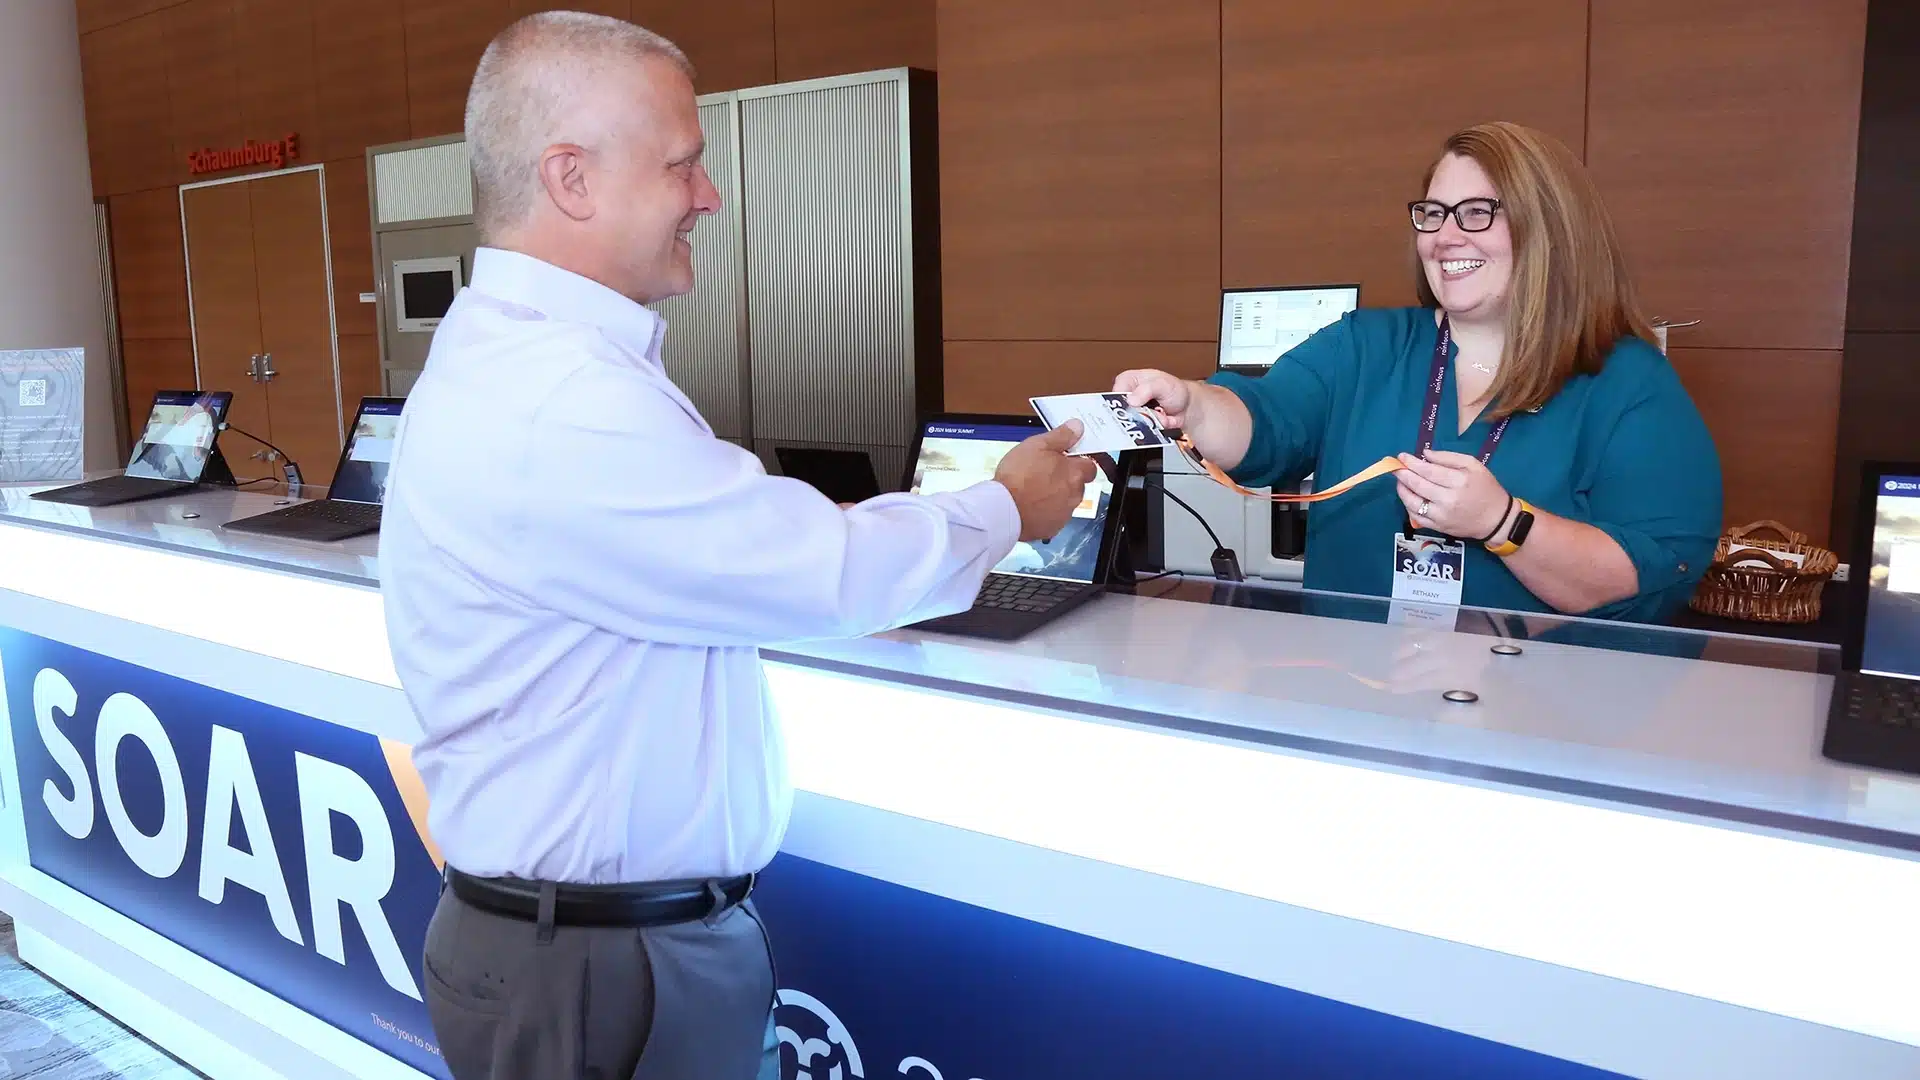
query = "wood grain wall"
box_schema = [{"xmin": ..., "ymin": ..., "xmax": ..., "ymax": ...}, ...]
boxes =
[
  {"xmin": 940, "ymin": 0, "xmax": 1869, "ymax": 546},
  {"xmin": 78, "ymin": 0, "xmax": 933, "ymax": 439}
]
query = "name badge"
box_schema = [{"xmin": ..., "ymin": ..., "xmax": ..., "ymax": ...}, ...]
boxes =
[{"xmin": 1391, "ymin": 534, "xmax": 1466, "ymax": 607}]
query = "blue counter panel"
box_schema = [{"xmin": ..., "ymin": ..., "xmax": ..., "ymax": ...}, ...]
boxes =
[
  {"xmin": 0, "ymin": 627, "xmax": 450, "ymax": 1078},
  {"xmin": 756, "ymin": 854, "xmax": 1623, "ymax": 1080}
]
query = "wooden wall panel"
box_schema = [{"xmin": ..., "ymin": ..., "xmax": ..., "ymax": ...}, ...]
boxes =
[
  {"xmin": 1222, "ymin": 0, "xmax": 1587, "ymax": 307},
  {"xmin": 311, "ymin": 0, "xmax": 410, "ymax": 162},
  {"xmin": 162, "ymin": 0, "xmax": 244, "ymax": 190},
  {"xmin": 775, "ymin": 0, "xmax": 934, "ymax": 83},
  {"xmin": 403, "ymin": 0, "xmax": 515, "ymax": 139},
  {"xmin": 944, "ymin": 342, "xmax": 1216, "ymax": 414},
  {"xmin": 938, "ymin": 0, "xmax": 1220, "ymax": 344},
  {"xmin": 107, "ymin": 188, "xmax": 191, "ymax": 340},
  {"xmin": 1588, "ymin": 0, "xmax": 1867, "ymax": 351},
  {"xmin": 77, "ymin": 0, "xmax": 179, "ymax": 36},
  {"xmin": 512, "ymin": 0, "xmax": 631, "ymax": 19},
  {"xmin": 120, "ymin": 338, "xmax": 198, "ymax": 433},
  {"xmin": 324, "ymin": 159, "xmax": 376, "ymax": 337},
  {"xmin": 1669, "ymin": 348, "xmax": 1842, "ymax": 544},
  {"xmin": 236, "ymin": 0, "xmax": 318, "ymax": 150},
  {"xmin": 631, "ymin": 0, "xmax": 777, "ymax": 93},
  {"xmin": 80, "ymin": 14, "xmax": 175, "ymax": 196},
  {"xmin": 336, "ymin": 334, "xmax": 384, "ymax": 432}
]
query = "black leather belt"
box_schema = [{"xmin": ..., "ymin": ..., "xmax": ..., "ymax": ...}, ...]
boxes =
[{"xmin": 447, "ymin": 866, "xmax": 755, "ymax": 931}]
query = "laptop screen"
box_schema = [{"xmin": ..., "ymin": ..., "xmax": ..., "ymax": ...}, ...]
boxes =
[
  {"xmin": 1861, "ymin": 472, "xmax": 1920, "ymax": 682},
  {"xmin": 909, "ymin": 420, "xmax": 1113, "ymax": 583},
  {"xmin": 329, "ymin": 398, "xmax": 405, "ymax": 504},
  {"xmin": 124, "ymin": 391, "xmax": 231, "ymax": 482},
  {"xmin": 1218, "ymin": 285, "xmax": 1359, "ymax": 370}
]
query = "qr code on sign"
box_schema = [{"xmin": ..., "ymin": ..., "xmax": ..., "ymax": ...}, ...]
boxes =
[{"xmin": 18, "ymin": 380, "xmax": 46, "ymax": 407}]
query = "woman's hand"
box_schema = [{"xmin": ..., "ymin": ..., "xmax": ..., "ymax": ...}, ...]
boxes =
[
  {"xmin": 1395, "ymin": 450, "xmax": 1512, "ymax": 540},
  {"xmin": 1113, "ymin": 369, "xmax": 1197, "ymax": 429}
]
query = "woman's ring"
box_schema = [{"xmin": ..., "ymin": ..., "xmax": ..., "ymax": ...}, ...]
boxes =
[{"xmin": 1417, "ymin": 499, "xmax": 1431, "ymax": 518}]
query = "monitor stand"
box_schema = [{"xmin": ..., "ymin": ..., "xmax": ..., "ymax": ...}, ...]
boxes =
[{"xmin": 199, "ymin": 444, "xmax": 238, "ymax": 487}]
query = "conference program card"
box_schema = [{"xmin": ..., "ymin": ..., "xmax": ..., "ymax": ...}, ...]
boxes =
[{"xmin": 1029, "ymin": 393, "xmax": 1172, "ymax": 457}]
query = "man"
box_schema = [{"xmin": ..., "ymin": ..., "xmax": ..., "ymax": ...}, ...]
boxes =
[{"xmin": 378, "ymin": 12, "xmax": 1094, "ymax": 1080}]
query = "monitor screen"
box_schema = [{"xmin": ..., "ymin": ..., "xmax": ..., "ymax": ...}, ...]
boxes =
[
  {"xmin": 401, "ymin": 269, "xmax": 458, "ymax": 321},
  {"xmin": 909, "ymin": 420, "xmax": 1112, "ymax": 583},
  {"xmin": 1861, "ymin": 472, "xmax": 1920, "ymax": 682},
  {"xmin": 329, "ymin": 399, "xmax": 405, "ymax": 504},
  {"xmin": 124, "ymin": 391, "xmax": 230, "ymax": 482},
  {"xmin": 1219, "ymin": 286, "xmax": 1359, "ymax": 370}
]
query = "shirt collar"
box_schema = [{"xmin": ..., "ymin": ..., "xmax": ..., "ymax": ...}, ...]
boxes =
[{"xmin": 466, "ymin": 246, "xmax": 668, "ymax": 364}]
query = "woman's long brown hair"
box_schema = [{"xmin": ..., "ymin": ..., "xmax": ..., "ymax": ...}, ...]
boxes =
[{"xmin": 1413, "ymin": 121, "xmax": 1656, "ymax": 418}]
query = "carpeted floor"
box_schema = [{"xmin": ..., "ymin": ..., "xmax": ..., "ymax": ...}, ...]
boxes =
[{"xmin": 0, "ymin": 916, "xmax": 202, "ymax": 1079}]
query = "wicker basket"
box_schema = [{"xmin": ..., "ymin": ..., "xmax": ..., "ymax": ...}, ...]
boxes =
[{"xmin": 1688, "ymin": 520, "xmax": 1839, "ymax": 624}]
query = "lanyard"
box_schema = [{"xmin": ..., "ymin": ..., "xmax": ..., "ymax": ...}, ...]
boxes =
[
  {"xmin": 1404, "ymin": 316, "xmax": 1510, "ymax": 540},
  {"xmin": 1418, "ymin": 315, "xmax": 1510, "ymax": 464}
]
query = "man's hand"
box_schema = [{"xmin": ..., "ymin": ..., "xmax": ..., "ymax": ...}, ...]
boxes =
[{"xmin": 995, "ymin": 422, "xmax": 1099, "ymax": 541}]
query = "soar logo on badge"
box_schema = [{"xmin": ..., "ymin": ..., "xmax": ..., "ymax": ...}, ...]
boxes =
[{"xmin": 0, "ymin": 628, "xmax": 450, "ymax": 1079}]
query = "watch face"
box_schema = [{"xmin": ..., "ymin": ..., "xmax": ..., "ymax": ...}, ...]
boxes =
[{"xmin": 1510, "ymin": 510, "xmax": 1535, "ymax": 545}]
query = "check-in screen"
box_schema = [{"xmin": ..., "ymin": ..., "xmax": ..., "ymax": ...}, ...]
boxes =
[
  {"xmin": 1218, "ymin": 287, "xmax": 1358, "ymax": 370},
  {"xmin": 910, "ymin": 422, "xmax": 1110, "ymax": 582},
  {"xmin": 125, "ymin": 391, "xmax": 229, "ymax": 482},
  {"xmin": 1862, "ymin": 473, "xmax": 1920, "ymax": 681},
  {"xmin": 330, "ymin": 400, "xmax": 404, "ymax": 504}
]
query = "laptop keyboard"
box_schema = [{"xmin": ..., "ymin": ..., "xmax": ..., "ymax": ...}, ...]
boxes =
[
  {"xmin": 1840, "ymin": 672, "xmax": 1920, "ymax": 729},
  {"xmin": 974, "ymin": 574, "xmax": 1086, "ymax": 613},
  {"xmin": 273, "ymin": 500, "xmax": 383, "ymax": 527}
]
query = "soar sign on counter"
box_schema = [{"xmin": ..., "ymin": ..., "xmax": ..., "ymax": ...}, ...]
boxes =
[{"xmin": 0, "ymin": 628, "xmax": 449, "ymax": 1079}]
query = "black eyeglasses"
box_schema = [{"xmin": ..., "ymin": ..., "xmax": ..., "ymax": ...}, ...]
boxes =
[{"xmin": 1409, "ymin": 198, "xmax": 1502, "ymax": 233}]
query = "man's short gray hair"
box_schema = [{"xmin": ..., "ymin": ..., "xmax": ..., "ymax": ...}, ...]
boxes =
[{"xmin": 465, "ymin": 11, "xmax": 694, "ymax": 241}]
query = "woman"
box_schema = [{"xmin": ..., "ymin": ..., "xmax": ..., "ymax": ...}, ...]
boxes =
[{"xmin": 1116, "ymin": 121, "xmax": 1722, "ymax": 622}]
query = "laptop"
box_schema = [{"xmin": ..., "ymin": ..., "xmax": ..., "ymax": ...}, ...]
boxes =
[
  {"xmin": 775, "ymin": 446, "xmax": 882, "ymax": 505},
  {"xmin": 222, "ymin": 397, "xmax": 403, "ymax": 542},
  {"xmin": 1822, "ymin": 462, "xmax": 1920, "ymax": 776},
  {"xmin": 1217, "ymin": 284, "xmax": 1360, "ymax": 375},
  {"xmin": 901, "ymin": 414, "xmax": 1129, "ymax": 641},
  {"xmin": 33, "ymin": 389, "xmax": 234, "ymax": 506}
]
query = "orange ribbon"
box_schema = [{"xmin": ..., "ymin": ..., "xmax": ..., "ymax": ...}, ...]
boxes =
[{"xmin": 1171, "ymin": 431, "xmax": 1404, "ymax": 503}]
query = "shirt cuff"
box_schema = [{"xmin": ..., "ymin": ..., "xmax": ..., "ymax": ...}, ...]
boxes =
[{"xmin": 976, "ymin": 479, "xmax": 1023, "ymax": 559}]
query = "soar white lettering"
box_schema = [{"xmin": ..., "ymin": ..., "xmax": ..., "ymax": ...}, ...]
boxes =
[
  {"xmin": 1101, "ymin": 397, "xmax": 1152, "ymax": 445},
  {"xmin": 1399, "ymin": 558, "xmax": 1457, "ymax": 581},
  {"xmin": 32, "ymin": 668, "xmax": 421, "ymax": 1000}
]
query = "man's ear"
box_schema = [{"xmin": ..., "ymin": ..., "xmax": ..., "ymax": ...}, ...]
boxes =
[{"xmin": 537, "ymin": 143, "xmax": 595, "ymax": 223}]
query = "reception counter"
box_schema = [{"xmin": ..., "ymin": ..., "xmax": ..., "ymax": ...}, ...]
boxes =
[{"xmin": 0, "ymin": 482, "xmax": 1916, "ymax": 1080}]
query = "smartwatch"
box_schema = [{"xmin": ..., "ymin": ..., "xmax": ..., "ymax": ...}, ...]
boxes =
[{"xmin": 1485, "ymin": 498, "xmax": 1535, "ymax": 556}]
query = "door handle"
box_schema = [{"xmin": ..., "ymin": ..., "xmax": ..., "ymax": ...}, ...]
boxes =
[
  {"xmin": 259, "ymin": 352, "xmax": 277, "ymax": 382},
  {"xmin": 246, "ymin": 354, "xmax": 260, "ymax": 382}
]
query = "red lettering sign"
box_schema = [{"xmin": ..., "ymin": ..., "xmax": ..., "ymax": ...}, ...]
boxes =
[{"xmin": 186, "ymin": 133, "xmax": 301, "ymax": 176}]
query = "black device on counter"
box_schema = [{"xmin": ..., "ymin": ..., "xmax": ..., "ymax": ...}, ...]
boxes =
[
  {"xmin": 32, "ymin": 389, "xmax": 236, "ymax": 506},
  {"xmin": 775, "ymin": 446, "xmax": 883, "ymax": 505},
  {"xmin": 222, "ymin": 397, "xmax": 403, "ymax": 542},
  {"xmin": 899, "ymin": 413, "xmax": 1131, "ymax": 641},
  {"xmin": 1822, "ymin": 461, "xmax": 1920, "ymax": 776}
]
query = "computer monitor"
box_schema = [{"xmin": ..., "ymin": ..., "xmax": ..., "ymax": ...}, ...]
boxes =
[
  {"xmin": 1217, "ymin": 284, "xmax": 1360, "ymax": 372},
  {"xmin": 327, "ymin": 397, "xmax": 405, "ymax": 504},
  {"xmin": 1850, "ymin": 467, "xmax": 1920, "ymax": 683},
  {"xmin": 393, "ymin": 256, "xmax": 462, "ymax": 333},
  {"xmin": 906, "ymin": 416, "xmax": 1118, "ymax": 584},
  {"xmin": 125, "ymin": 390, "xmax": 233, "ymax": 482}
]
